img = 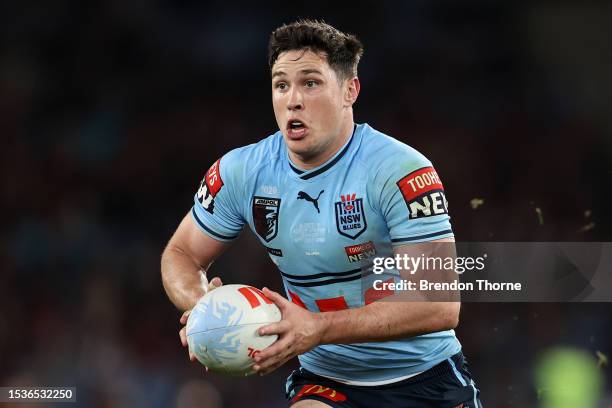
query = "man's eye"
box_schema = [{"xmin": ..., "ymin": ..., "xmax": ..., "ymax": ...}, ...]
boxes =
[
  {"xmin": 276, "ymin": 82, "xmax": 287, "ymax": 90},
  {"xmin": 305, "ymin": 80, "xmax": 317, "ymax": 88}
]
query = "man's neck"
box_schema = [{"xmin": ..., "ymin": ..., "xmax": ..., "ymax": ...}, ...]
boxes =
[{"xmin": 290, "ymin": 120, "xmax": 354, "ymax": 170}]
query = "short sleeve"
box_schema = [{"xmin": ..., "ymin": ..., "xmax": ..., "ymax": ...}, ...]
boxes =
[
  {"xmin": 191, "ymin": 152, "xmax": 245, "ymax": 242},
  {"xmin": 374, "ymin": 152, "xmax": 454, "ymax": 245}
]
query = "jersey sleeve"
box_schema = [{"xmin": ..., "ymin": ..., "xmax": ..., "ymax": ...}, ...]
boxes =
[
  {"xmin": 372, "ymin": 149, "xmax": 454, "ymax": 245},
  {"xmin": 191, "ymin": 151, "xmax": 245, "ymax": 242}
]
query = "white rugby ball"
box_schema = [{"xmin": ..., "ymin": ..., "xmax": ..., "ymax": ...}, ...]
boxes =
[{"xmin": 186, "ymin": 284, "xmax": 281, "ymax": 376}]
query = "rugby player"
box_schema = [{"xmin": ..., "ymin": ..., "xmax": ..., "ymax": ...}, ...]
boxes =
[{"xmin": 162, "ymin": 19, "xmax": 482, "ymax": 407}]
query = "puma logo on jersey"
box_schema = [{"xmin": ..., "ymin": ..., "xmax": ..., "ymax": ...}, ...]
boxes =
[{"xmin": 297, "ymin": 190, "xmax": 324, "ymax": 213}]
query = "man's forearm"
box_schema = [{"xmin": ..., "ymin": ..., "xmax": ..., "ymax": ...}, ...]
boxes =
[
  {"xmin": 161, "ymin": 245, "xmax": 207, "ymax": 311},
  {"xmin": 317, "ymin": 301, "xmax": 459, "ymax": 345}
]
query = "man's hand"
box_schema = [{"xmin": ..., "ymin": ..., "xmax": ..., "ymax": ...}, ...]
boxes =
[
  {"xmin": 252, "ymin": 287, "xmax": 325, "ymax": 375},
  {"xmin": 178, "ymin": 276, "xmax": 223, "ymax": 363}
]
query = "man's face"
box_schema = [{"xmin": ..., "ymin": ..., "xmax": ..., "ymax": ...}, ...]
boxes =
[{"xmin": 271, "ymin": 49, "xmax": 349, "ymax": 163}]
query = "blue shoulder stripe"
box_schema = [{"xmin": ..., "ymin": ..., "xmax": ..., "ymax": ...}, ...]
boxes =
[{"xmin": 191, "ymin": 207, "xmax": 239, "ymax": 241}]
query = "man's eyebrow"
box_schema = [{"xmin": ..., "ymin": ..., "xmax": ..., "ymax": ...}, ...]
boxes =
[
  {"xmin": 300, "ymin": 69, "xmax": 323, "ymax": 76},
  {"xmin": 271, "ymin": 69, "xmax": 324, "ymax": 79}
]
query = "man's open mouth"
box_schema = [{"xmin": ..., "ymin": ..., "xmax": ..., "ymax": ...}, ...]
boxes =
[
  {"xmin": 286, "ymin": 119, "xmax": 308, "ymax": 139},
  {"xmin": 287, "ymin": 119, "xmax": 306, "ymax": 129}
]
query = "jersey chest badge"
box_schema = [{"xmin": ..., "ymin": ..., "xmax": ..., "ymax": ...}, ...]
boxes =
[
  {"xmin": 334, "ymin": 193, "xmax": 367, "ymax": 239},
  {"xmin": 253, "ymin": 196, "xmax": 281, "ymax": 242}
]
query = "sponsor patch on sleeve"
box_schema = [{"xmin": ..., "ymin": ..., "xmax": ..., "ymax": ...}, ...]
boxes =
[
  {"xmin": 396, "ymin": 166, "xmax": 449, "ymax": 219},
  {"xmin": 196, "ymin": 158, "xmax": 224, "ymax": 214}
]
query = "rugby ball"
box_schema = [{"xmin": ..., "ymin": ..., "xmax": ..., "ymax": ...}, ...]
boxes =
[{"xmin": 186, "ymin": 284, "xmax": 281, "ymax": 376}]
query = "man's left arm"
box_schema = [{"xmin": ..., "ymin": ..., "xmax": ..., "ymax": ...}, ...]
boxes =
[
  {"xmin": 317, "ymin": 237, "xmax": 460, "ymax": 344},
  {"xmin": 254, "ymin": 237, "xmax": 459, "ymax": 375}
]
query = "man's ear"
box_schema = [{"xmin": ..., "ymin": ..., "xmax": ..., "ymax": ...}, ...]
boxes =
[{"xmin": 344, "ymin": 76, "xmax": 361, "ymax": 107}]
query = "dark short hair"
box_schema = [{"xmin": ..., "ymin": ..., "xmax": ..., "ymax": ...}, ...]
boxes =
[{"xmin": 268, "ymin": 19, "xmax": 364, "ymax": 81}]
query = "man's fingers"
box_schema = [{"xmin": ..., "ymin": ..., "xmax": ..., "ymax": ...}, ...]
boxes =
[
  {"xmin": 177, "ymin": 277, "xmax": 224, "ymax": 365},
  {"xmin": 256, "ymin": 333, "xmax": 294, "ymax": 362},
  {"xmin": 180, "ymin": 309, "xmax": 191, "ymax": 325},
  {"xmin": 201, "ymin": 273, "xmax": 222, "ymax": 294},
  {"xmin": 253, "ymin": 328, "xmax": 296, "ymax": 373},
  {"xmin": 259, "ymin": 319, "xmax": 290, "ymax": 336},
  {"xmin": 259, "ymin": 359, "xmax": 287, "ymax": 375},
  {"xmin": 209, "ymin": 276, "xmax": 222, "ymax": 289},
  {"xmin": 256, "ymin": 340, "xmax": 284, "ymax": 363},
  {"xmin": 179, "ymin": 309, "xmax": 195, "ymax": 362},
  {"xmin": 179, "ymin": 327, "xmax": 187, "ymax": 347},
  {"xmin": 255, "ymin": 354, "xmax": 293, "ymax": 375},
  {"xmin": 262, "ymin": 287, "xmax": 290, "ymax": 310},
  {"xmin": 180, "ymin": 329, "xmax": 196, "ymax": 361}
]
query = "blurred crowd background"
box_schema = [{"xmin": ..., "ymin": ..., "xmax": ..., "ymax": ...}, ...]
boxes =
[{"xmin": 1, "ymin": 0, "xmax": 611, "ymax": 407}]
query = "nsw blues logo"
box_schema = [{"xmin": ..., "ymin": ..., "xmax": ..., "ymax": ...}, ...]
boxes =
[{"xmin": 335, "ymin": 193, "xmax": 367, "ymax": 239}]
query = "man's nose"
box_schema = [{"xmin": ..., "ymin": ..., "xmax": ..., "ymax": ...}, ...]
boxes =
[{"xmin": 287, "ymin": 88, "xmax": 303, "ymax": 111}]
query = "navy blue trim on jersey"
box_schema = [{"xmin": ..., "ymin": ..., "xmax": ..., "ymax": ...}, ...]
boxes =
[
  {"xmin": 300, "ymin": 132, "xmax": 354, "ymax": 180},
  {"xmin": 289, "ymin": 125, "xmax": 357, "ymax": 180},
  {"xmin": 191, "ymin": 207, "xmax": 239, "ymax": 240},
  {"xmin": 280, "ymin": 268, "xmax": 362, "ymax": 280},
  {"xmin": 289, "ymin": 163, "xmax": 305, "ymax": 174},
  {"xmin": 391, "ymin": 229, "xmax": 453, "ymax": 243},
  {"xmin": 285, "ymin": 272, "xmax": 363, "ymax": 287}
]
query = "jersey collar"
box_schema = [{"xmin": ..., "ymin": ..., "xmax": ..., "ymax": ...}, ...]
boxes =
[{"xmin": 286, "ymin": 124, "xmax": 359, "ymax": 181}]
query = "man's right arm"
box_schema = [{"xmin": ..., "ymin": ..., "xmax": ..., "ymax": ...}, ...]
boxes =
[{"xmin": 161, "ymin": 211, "xmax": 231, "ymax": 312}]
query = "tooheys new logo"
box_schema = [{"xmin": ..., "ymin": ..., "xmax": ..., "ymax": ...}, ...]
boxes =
[
  {"xmin": 397, "ymin": 166, "xmax": 449, "ymax": 219},
  {"xmin": 345, "ymin": 241, "xmax": 376, "ymax": 262},
  {"xmin": 197, "ymin": 159, "xmax": 224, "ymax": 214}
]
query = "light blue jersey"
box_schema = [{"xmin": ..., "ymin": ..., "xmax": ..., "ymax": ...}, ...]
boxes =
[{"xmin": 191, "ymin": 123, "xmax": 461, "ymax": 382}]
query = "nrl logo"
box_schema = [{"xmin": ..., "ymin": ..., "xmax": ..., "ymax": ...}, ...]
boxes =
[
  {"xmin": 253, "ymin": 196, "xmax": 281, "ymax": 242},
  {"xmin": 335, "ymin": 193, "xmax": 367, "ymax": 240}
]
